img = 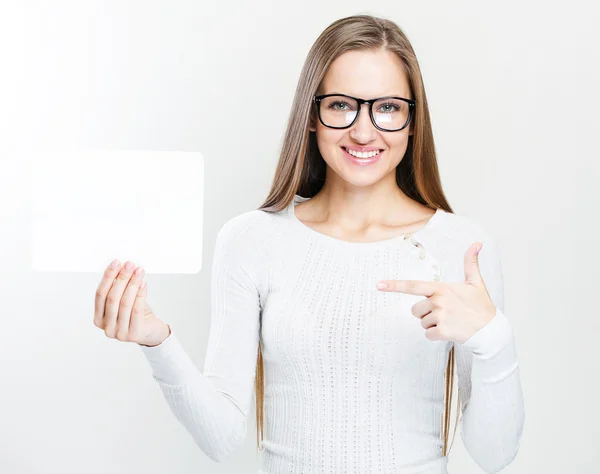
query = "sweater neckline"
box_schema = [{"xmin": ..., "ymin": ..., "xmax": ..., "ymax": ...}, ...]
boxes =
[{"xmin": 287, "ymin": 194, "xmax": 443, "ymax": 249}]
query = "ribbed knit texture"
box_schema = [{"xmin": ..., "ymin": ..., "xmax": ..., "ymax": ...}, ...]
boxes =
[{"xmin": 141, "ymin": 194, "xmax": 524, "ymax": 473}]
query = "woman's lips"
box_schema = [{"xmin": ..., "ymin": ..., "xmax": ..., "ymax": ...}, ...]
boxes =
[{"xmin": 341, "ymin": 146, "xmax": 383, "ymax": 166}]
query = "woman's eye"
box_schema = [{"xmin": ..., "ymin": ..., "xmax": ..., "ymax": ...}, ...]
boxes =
[
  {"xmin": 378, "ymin": 103, "xmax": 400, "ymax": 113},
  {"xmin": 329, "ymin": 101, "xmax": 350, "ymax": 111}
]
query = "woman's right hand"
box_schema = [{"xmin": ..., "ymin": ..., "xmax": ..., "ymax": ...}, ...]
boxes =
[{"xmin": 94, "ymin": 259, "xmax": 171, "ymax": 347}]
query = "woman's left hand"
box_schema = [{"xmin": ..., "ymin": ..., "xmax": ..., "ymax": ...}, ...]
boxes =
[{"xmin": 376, "ymin": 242, "xmax": 497, "ymax": 344}]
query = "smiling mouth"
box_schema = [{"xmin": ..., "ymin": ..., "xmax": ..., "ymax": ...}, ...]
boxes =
[{"xmin": 341, "ymin": 146, "xmax": 384, "ymax": 159}]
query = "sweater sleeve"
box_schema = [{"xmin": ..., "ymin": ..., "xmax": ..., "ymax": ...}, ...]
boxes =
[
  {"xmin": 454, "ymin": 237, "xmax": 525, "ymax": 473},
  {"xmin": 139, "ymin": 217, "xmax": 262, "ymax": 462}
]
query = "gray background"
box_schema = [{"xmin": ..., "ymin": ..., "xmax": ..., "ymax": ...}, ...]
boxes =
[{"xmin": 0, "ymin": 0, "xmax": 598, "ymax": 473}]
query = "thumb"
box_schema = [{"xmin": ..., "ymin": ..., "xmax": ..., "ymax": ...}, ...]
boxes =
[{"xmin": 464, "ymin": 242, "xmax": 484, "ymax": 286}]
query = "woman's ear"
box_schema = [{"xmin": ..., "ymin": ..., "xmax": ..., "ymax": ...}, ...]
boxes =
[{"xmin": 309, "ymin": 113, "xmax": 317, "ymax": 132}]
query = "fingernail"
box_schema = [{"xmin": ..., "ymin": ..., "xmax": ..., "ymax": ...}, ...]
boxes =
[
  {"xmin": 376, "ymin": 281, "xmax": 387, "ymax": 290},
  {"xmin": 110, "ymin": 259, "xmax": 120, "ymax": 269},
  {"xmin": 125, "ymin": 261, "xmax": 134, "ymax": 270}
]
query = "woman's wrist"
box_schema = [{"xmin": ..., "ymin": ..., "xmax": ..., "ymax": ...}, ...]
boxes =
[{"xmin": 139, "ymin": 322, "xmax": 172, "ymax": 348}]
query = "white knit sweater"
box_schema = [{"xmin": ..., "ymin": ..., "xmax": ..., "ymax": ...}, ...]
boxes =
[{"xmin": 141, "ymin": 194, "xmax": 524, "ymax": 473}]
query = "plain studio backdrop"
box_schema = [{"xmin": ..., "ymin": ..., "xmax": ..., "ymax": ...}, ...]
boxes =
[{"xmin": 1, "ymin": 1, "xmax": 598, "ymax": 473}]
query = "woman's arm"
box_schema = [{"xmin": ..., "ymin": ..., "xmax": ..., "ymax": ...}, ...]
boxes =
[
  {"xmin": 454, "ymin": 238, "xmax": 525, "ymax": 473},
  {"xmin": 139, "ymin": 216, "xmax": 262, "ymax": 462}
]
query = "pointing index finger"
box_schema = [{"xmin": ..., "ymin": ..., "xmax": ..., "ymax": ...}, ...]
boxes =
[{"xmin": 376, "ymin": 279, "xmax": 440, "ymax": 297}]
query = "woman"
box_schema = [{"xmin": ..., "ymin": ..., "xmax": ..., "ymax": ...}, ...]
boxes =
[{"xmin": 94, "ymin": 14, "xmax": 524, "ymax": 473}]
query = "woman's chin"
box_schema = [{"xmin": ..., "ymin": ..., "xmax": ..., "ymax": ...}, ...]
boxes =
[{"xmin": 335, "ymin": 168, "xmax": 389, "ymax": 187}]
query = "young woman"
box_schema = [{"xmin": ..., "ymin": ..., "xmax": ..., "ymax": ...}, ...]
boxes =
[{"xmin": 94, "ymin": 14, "xmax": 524, "ymax": 474}]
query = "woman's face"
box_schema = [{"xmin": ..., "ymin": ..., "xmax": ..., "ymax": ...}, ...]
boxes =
[{"xmin": 309, "ymin": 49, "xmax": 414, "ymax": 188}]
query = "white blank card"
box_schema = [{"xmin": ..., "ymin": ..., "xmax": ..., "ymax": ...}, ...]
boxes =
[{"xmin": 30, "ymin": 149, "xmax": 204, "ymax": 274}]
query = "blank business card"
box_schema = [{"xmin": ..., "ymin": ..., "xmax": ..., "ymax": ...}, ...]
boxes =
[{"xmin": 30, "ymin": 149, "xmax": 204, "ymax": 274}]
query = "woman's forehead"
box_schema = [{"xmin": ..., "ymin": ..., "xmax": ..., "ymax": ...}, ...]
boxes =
[{"xmin": 321, "ymin": 50, "xmax": 410, "ymax": 98}]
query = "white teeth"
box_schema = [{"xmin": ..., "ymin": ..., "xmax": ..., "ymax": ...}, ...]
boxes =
[{"xmin": 346, "ymin": 148, "xmax": 380, "ymax": 158}]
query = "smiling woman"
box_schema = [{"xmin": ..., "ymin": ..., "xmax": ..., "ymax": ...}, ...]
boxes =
[
  {"xmin": 308, "ymin": 48, "xmax": 417, "ymax": 187},
  {"xmin": 138, "ymin": 13, "xmax": 525, "ymax": 474}
]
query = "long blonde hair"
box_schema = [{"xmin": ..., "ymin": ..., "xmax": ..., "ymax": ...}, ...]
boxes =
[{"xmin": 255, "ymin": 14, "xmax": 460, "ymax": 456}]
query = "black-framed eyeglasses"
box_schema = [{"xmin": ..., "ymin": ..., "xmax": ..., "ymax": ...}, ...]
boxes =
[{"xmin": 313, "ymin": 93, "xmax": 415, "ymax": 132}]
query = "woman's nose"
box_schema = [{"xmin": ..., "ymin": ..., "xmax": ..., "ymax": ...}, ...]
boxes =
[{"xmin": 349, "ymin": 103, "xmax": 377, "ymax": 142}]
